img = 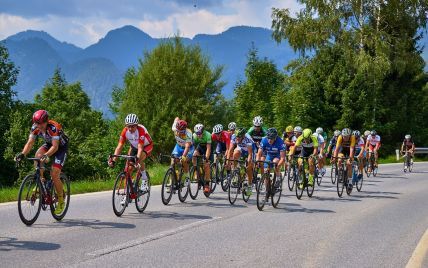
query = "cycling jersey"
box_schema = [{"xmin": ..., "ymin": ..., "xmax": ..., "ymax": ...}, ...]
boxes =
[
  {"xmin": 336, "ymin": 135, "xmax": 356, "ymax": 149},
  {"xmin": 295, "ymin": 135, "xmax": 319, "ymax": 148},
  {"xmin": 367, "ymin": 135, "xmax": 381, "ymax": 146},
  {"xmin": 355, "ymin": 137, "xmax": 365, "ymax": 154},
  {"xmin": 283, "ymin": 133, "xmax": 295, "ymax": 149},
  {"xmin": 212, "ymin": 131, "xmax": 231, "ymax": 154},
  {"xmin": 315, "ymin": 133, "xmax": 325, "ymax": 146},
  {"xmin": 171, "ymin": 121, "xmax": 192, "ymax": 147},
  {"xmin": 119, "ymin": 124, "xmax": 152, "ymax": 149},
  {"xmin": 247, "ymin": 126, "xmax": 267, "ymax": 143},
  {"xmin": 193, "ymin": 131, "xmax": 212, "ymax": 147},
  {"xmin": 231, "ymin": 133, "xmax": 255, "ymax": 153},
  {"xmin": 329, "ymin": 137, "xmax": 338, "ymax": 147},
  {"xmin": 30, "ymin": 120, "xmax": 68, "ymax": 147},
  {"xmin": 260, "ymin": 137, "xmax": 285, "ymax": 157},
  {"xmin": 402, "ymin": 139, "xmax": 414, "ymax": 150}
]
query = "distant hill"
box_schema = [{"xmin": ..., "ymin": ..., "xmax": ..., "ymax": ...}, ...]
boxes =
[{"xmin": 2, "ymin": 25, "xmax": 426, "ymax": 116}]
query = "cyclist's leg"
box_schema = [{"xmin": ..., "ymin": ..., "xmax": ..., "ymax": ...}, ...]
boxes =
[
  {"xmin": 171, "ymin": 144, "xmax": 183, "ymax": 165},
  {"xmin": 192, "ymin": 145, "xmax": 202, "ymax": 167},
  {"xmin": 51, "ymin": 146, "xmax": 67, "ymax": 211},
  {"xmin": 183, "ymin": 146, "xmax": 194, "ymax": 173},
  {"xmin": 232, "ymin": 147, "xmax": 242, "ymax": 169},
  {"xmin": 35, "ymin": 144, "xmax": 49, "ymax": 180}
]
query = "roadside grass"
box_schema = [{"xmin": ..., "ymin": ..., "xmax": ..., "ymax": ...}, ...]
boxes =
[{"xmin": 0, "ymin": 164, "xmax": 169, "ymax": 203}]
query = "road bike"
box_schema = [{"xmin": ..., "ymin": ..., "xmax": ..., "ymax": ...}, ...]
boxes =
[
  {"xmin": 330, "ymin": 160, "xmax": 338, "ymax": 184},
  {"xmin": 17, "ymin": 158, "xmax": 70, "ymax": 225},
  {"xmin": 366, "ymin": 151, "xmax": 378, "ymax": 177},
  {"xmin": 353, "ymin": 158, "xmax": 364, "ymax": 192},
  {"xmin": 211, "ymin": 152, "xmax": 230, "ymax": 192},
  {"xmin": 287, "ymin": 156, "xmax": 297, "ymax": 191},
  {"xmin": 226, "ymin": 158, "xmax": 252, "ymax": 205},
  {"xmin": 402, "ymin": 150, "xmax": 414, "ymax": 173},
  {"xmin": 189, "ymin": 155, "xmax": 213, "ymax": 199},
  {"xmin": 110, "ymin": 155, "xmax": 150, "ymax": 216},
  {"xmin": 256, "ymin": 160, "xmax": 283, "ymax": 211},
  {"xmin": 335, "ymin": 157, "xmax": 353, "ymax": 197},
  {"xmin": 294, "ymin": 156, "xmax": 318, "ymax": 200},
  {"xmin": 160, "ymin": 155, "xmax": 190, "ymax": 205}
]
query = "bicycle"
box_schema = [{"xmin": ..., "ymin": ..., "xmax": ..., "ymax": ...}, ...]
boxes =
[
  {"xmin": 402, "ymin": 150, "xmax": 413, "ymax": 173},
  {"xmin": 226, "ymin": 158, "xmax": 251, "ymax": 205},
  {"xmin": 189, "ymin": 155, "xmax": 213, "ymax": 199},
  {"xmin": 256, "ymin": 160, "xmax": 283, "ymax": 211},
  {"xmin": 366, "ymin": 151, "xmax": 378, "ymax": 177},
  {"xmin": 287, "ymin": 156, "xmax": 297, "ymax": 191},
  {"xmin": 160, "ymin": 155, "xmax": 190, "ymax": 205},
  {"xmin": 353, "ymin": 158, "xmax": 364, "ymax": 192},
  {"xmin": 294, "ymin": 156, "xmax": 317, "ymax": 200},
  {"xmin": 330, "ymin": 158, "xmax": 338, "ymax": 184},
  {"xmin": 335, "ymin": 156, "xmax": 353, "ymax": 197},
  {"xmin": 211, "ymin": 152, "xmax": 229, "ymax": 192},
  {"xmin": 17, "ymin": 157, "xmax": 70, "ymax": 225},
  {"xmin": 110, "ymin": 154, "xmax": 151, "ymax": 216}
]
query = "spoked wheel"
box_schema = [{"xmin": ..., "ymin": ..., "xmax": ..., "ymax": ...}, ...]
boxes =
[
  {"xmin": 135, "ymin": 173, "xmax": 150, "ymax": 212},
  {"xmin": 316, "ymin": 169, "xmax": 322, "ymax": 186},
  {"xmin": 210, "ymin": 162, "xmax": 218, "ymax": 193},
  {"xmin": 307, "ymin": 171, "xmax": 315, "ymax": 197},
  {"xmin": 228, "ymin": 171, "xmax": 240, "ymax": 205},
  {"xmin": 331, "ymin": 164, "xmax": 337, "ymax": 184},
  {"xmin": 364, "ymin": 161, "xmax": 370, "ymax": 177},
  {"xmin": 373, "ymin": 163, "xmax": 378, "ymax": 177},
  {"xmin": 18, "ymin": 174, "xmax": 42, "ymax": 226},
  {"xmin": 287, "ymin": 164, "xmax": 295, "ymax": 191},
  {"xmin": 178, "ymin": 170, "xmax": 189, "ymax": 202},
  {"xmin": 256, "ymin": 174, "xmax": 268, "ymax": 211},
  {"xmin": 295, "ymin": 167, "xmax": 304, "ymax": 200},
  {"xmin": 50, "ymin": 173, "xmax": 71, "ymax": 221},
  {"xmin": 221, "ymin": 167, "xmax": 229, "ymax": 192},
  {"xmin": 356, "ymin": 172, "xmax": 363, "ymax": 192},
  {"xmin": 161, "ymin": 168, "xmax": 174, "ymax": 205},
  {"xmin": 409, "ymin": 159, "xmax": 413, "ymax": 172},
  {"xmin": 204, "ymin": 166, "xmax": 214, "ymax": 198},
  {"xmin": 112, "ymin": 172, "xmax": 128, "ymax": 216},
  {"xmin": 189, "ymin": 166, "xmax": 200, "ymax": 200},
  {"xmin": 271, "ymin": 173, "xmax": 283, "ymax": 208},
  {"xmin": 336, "ymin": 167, "xmax": 345, "ymax": 197},
  {"xmin": 403, "ymin": 156, "xmax": 408, "ymax": 172},
  {"xmin": 242, "ymin": 176, "xmax": 250, "ymax": 203}
]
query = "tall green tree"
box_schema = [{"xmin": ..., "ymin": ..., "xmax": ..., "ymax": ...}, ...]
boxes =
[{"xmin": 118, "ymin": 37, "xmax": 225, "ymax": 153}]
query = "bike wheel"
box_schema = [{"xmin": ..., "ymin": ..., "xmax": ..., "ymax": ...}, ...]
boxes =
[
  {"xmin": 356, "ymin": 173, "xmax": 363, "ymax": 192},
  {"xmin": 287, "ymin": 164, "xmax": 295, "ymax": 191},
  {"xmin": 307, "ymin": 172, "xmax": 315, "ymax": 198},
  {"xmin": 112, "ymin": 172, "xmax": 128, "ymax": 216},
  {"xmin": 242, "ymin": 176, "xmax": 250, "ymax": 203},
  {"xmin": 336, "ymin": 168, "xmax": 345, "ymax": 197},
  {"xmin": 271, "ymin": 173, "xmax": 283, "ymax": 208},
  {"xmin": 50, "ymin": 173, "xmax": 70, "ymax": 221},
  {"xmin": 331, "ymin": 165, "xmax": 337, "ymax": 184},
  {"xmin": 210, "ymin": 162, "xmax": 217, "ymax": 193},
  {"xmin": 18, "ymin": 174, "xmax": 42, "ymax": 226},
  {"xmin": 256, "ymin": 174, "xmax": 268, "ymax": 211},
  {"xmin": 409, "ymin": 159, "xmax": 413, "ymax": 172},
  {"xmin": 221, "ymin": 167, "xmax": 229, "ymax": 192},
  {"xmin": 189, "ymin": 166, "xmax": 200, "ymax": 200},
  {"xmin": 295, "ymin": 167, "xmax": 304, "ymax": 200},
  {"xmin": 228, "ymin": 171, "xmax": 239, "ymax": 205},
  {"xmin": 161, "ymin": 168, "xmax": 174, "ymax": 205},
  {"xmin": 373, "ymin": 164, "xmax": 378, "ymax": 177},
  {"xmin": 403, "ymin": 156, "xmax": 408, "ymax": 172},
  {"xmin": 178, "ymin": 170, "xmax": 189, "ymax": 202},
  {"xmin": 316, "ymin": 169, "xmax": 322, "ymax": 186},
  {"xmin": 135, "ymin": 173, "xmax": 150, "ymax": 212}
]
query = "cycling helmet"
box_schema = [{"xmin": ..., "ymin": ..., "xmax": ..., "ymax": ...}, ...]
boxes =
[
  {"xmin": 212, "ymin": 124, "xmax": 223, "ymax": 134},
  {"xmin": 405, "ymin": 134, "xmax": 411, "ymax": 139},
  {"xmin": 285, "ymin": 125, "xmax": 293, "ymax": 132},
  {"xmin": 352, "ymin": 130, "xmax": 361, "ymax": 137},
  {"xmin": 253, "ymin": 116, "xmax": 263, "ymax": 127},
  {"xmin": 316, "ymin": 127, "xmax": 323, "ymax": 134},
  {"xmin": 334, "ymin": 130, "xmax": 341, "ymax": 137},
  {"xmin": 342, "ymin": 128, "xmax": 351, "ymax": 137},
  {"xmin": 302, "ymin": 128, "xmax": 312, "ymax": 139},
  {"xmin": 125, "ymin": 113, "xmax": 139, "ymax": 125},
  {"xmin": 194, "ymin": 123, "xmax": 204, "ymax": 135},
  {"xmin": 364, "ymin": 130, "xmax": 371, "ymax": 137},
  {"xmin": 32, "ymin": 110, "xmax": 49, "ymax": 124},
  {"xmin": 235, "ymin": 127, "xmax": 246, "ymax": 138},
  {"xmin": 176, "ymin": 119, "xmax": 188, "ymax": 131},
  {"xmin": 294, "ymin": 126, "xmax": 303, "ymax": 133},
  {"xmin": 228, "ymin": 122, "xmax": 236, "ymax": 131},
  {"xmin": 370, "ymin": 130, "xmax": 377, "ymax": 136},
  {"xmin": 266, "ymin": 128, "xmax": 278, "ymax": 140}
]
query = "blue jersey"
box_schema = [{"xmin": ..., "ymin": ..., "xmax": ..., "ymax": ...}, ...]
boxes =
[{"xmin": 260, "ymin": 137, "xmax": 285, "ymax": 157}]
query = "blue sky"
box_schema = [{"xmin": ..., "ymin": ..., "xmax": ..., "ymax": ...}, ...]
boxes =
[{"xmin": 0, "ymin": 0, "xmax": 301, "ymax": 48}]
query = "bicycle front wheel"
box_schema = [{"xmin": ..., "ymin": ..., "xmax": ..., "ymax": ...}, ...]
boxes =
[
  {"xmin": 18, "ymin": 174, "xmax": 42, "ymax": 226},
  {"xmin": 287, "ymin": 164, "xmax": 295, "ymax": 191},
  {"xmin": 307, "ymin": 173, "xmax": 315, "ymax": 198},
  {"xmin": 256, "ymin": 174, "xmax": 268, "ymax": 211},
  {"xmin": 189, "ymin": 166, "xmax": 200, "ymax": 200},
  {"xmin": 112, "ymin": 172, "xmax": 128, "ymax": 216},
  {"xmin": 178, "ymin": 170, "xmax": 189, "ymax": 202},
  {"xmin": 337, "ymin": 168, "xmax": 345, "ymax": 197},
  {"xmin": 295, "ymin": 168, "xmax": 304, "ymax": 200},
  {"xmin": 50, "ymin": 173, "xmax": 70, "ymax": 221},
  {"xmin": 228, "ymin": 171, "xmax": 239, "ymax": 205},
  {"xmin": 161, "ymin": 168, "xmax": 174, "ymax": 205},
  {"xmin": 210, "ymin": 162, "xmax": 217, "ymax": 193},
  {"xmin": 356, "ymin": 173, "xmax": 363, "ymax": 192},
  {"xmin": 331, "ymin": 165, "xmax": 337, "ymax": 184},
  {"xmin": 136, "ymin": 173, "xmax": 150, "ymax": 212},
  {"xmin": 271, "ymin": 173, "xmax": 283, "ymax": 208}
]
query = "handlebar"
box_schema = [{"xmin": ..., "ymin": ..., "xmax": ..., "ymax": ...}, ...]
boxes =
[{"xmin": 109, "ymin": 154, "xmax": 138, "ymax": 160}]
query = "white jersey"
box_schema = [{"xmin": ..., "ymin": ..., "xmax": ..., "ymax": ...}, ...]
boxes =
[{"xmin": 367, "ymin": 135, "xmax": 381, "ymax": 146}]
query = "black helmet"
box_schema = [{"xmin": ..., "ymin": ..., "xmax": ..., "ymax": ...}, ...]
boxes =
[
  {"xmin": 266, "ymin": 128, "xmax": 278, "ymax": 140},
  {"xmin": 235, "ymin": 127, "xmax": 246, "ymax": 138}
]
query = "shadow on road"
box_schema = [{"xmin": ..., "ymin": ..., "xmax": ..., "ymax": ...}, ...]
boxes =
[
  {"xmin": 122, "ymin": 211, "xmax": 213, "ymax": 221},
  {"xmin": 173, "ymin": 200, "xmax": 247, "ymax": 209},
  {"xmin": 312, "ymin": 195, "xmax": 361, "ymax": 202},
  {"xmin": 0, "ymin": 237, "xmax": 61, "ymax": 251},
  {"xmin": 352, "ymin": 190, "xmax": 401, "ymax": 200},
  {"xmin": 32, "ymin": 219, "xmax": 136, "ymax": 230},
  {"xmin": 376, "ymin": 173, "xmax": 408, "ymax": 179}
]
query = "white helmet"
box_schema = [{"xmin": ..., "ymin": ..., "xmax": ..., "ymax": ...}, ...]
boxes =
[
  {"xmin": 125, "ymin": 114, "xmax": 139, "ymax": 125},
  {"xmin": 342, "ymin": 128, "xmax": 351, "ymax": 136},
  {"xmin": 316, "ymin": 127, "xmax": 323, "ymax": 134},
  {"xmin": 194, "ymin": 123, "xmax": 204, "ymax": 134},
  {"xmin": 405, "ymin": 134, "xmax": 411, "ymax": 139},
  {"xmin": 294, "ymin": 126, "xmax": 303, "ymax": 133},
  {"xmin": 364, "ymin": 130, "xmax": 371, "ymax": 137},
  {"xmin": 253, "ymin": 116, "xmax": 263, "ymax": 127},
  {"xmin": 228, "ymin": 122, "xmax": 236, "ymax": 131},
  {"xmin": 334, "ymin": 130, "xmax": 341, "ymax": 137},
  {"xmin": 213, "ymin": 124, "xmax": 223, "ymax": 134}
]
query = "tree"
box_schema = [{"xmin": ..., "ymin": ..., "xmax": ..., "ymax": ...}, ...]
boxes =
[{"xmin": 118, "ymin": 37, "xmax": 226, "ymax": 153}]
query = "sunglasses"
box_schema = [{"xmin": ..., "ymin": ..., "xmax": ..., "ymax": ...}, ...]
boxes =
[{"xmin": 126, "ymin": 124, "xmax": 137, "ymax": 129}]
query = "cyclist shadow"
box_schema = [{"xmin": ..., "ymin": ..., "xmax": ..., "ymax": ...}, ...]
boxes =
[
  {"xmin": 174, "ymin": 200, "xmax": 247, "ymax": 209},
  {"xmin": 277, "ymin": 203, "xmax": 336, "ymax": 214},
  {"xmin": 311, "ymin": 196, "xmax": 362, "ymax": 202},
  {"xmin": 352, "ymin": 190, "xmax": 400, "ymax": 200},
  {"xmin": 376, "ymin": 174, "xmax": 408, "ymax": 179},
  {"xmin": 32, "ymin": 219, "xmax": 136, "ymax": 230},
  {"xmin": 122, "ymin": 211, "xmax": 213, "ymax": 221},
  {"xmin": 0, "ymin": 236, "xmax": 60, "ymax": 251}
]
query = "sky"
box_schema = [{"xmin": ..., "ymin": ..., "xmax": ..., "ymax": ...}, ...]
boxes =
[{"xmin": 0, "ymin": 0, "xmax": 301, "ymax": 48}]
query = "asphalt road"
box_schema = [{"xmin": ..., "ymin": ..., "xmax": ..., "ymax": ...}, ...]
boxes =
[{"xmin": 1, "ymin": 163, "xmax": 427, "ymax": 268}]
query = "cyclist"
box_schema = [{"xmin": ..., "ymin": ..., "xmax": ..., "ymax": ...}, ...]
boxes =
[
  {"xmin": 212, "ymin": 124, "xmax": 232, "ymax": 174},
  {"xmin": 288, "ymin": 126, "xmax": 303, "ymax": 159},
  {"xmin": 283, "ymin": 125, "xmax": 294, "ymax": 170},
  {"xmin": 15, "ymin": 110, "xmax": 69, "ymax": 215},
  {"xmin": 171, "ymin": 117, "xmax": 193, "ymax": 176},
  {"xmin": 315, "ymin": 127, "xmax": 326, "ymax": 176},
  {"xmin": 290, "ymin": 128, "xmax": 318, "ymax": 188},
  {"xmin": 352, "ymin": 130, "xmax": 365, "ymax": 183},
  {"xmin": 333, "ymin": 128, "xmax": 356, "ymax": 191},
  {"xmin": 108, "ymin": 114, "xmax": 153, "ymax": 191},
  {"xmin": 257, "ymin": 128, "xmax": 286, "ymax": 185},
  {"xmin": 247, "ymin": 116, "xmax": 267, "ymax": 147},
  {"xmin": 230, "ymin": 127, "xmax": 255, "ymax": 196},
  {"xmin": 401, "ymin": 134, "xmax": 415, "ymax": 170},
  {"xmin": 366, "ymin": 130, "xmax": 381, "ymax": 168},
  {"xmin": 326, "ymin": 130, "xmax": 341, "ymax": 158},
  {"xmin": 192, "ymin": 124, "xmax": 212, "ymax": 193},
  {"xmin": 228, "ymin": 122, "xmax": 236, "ymax": 136}
]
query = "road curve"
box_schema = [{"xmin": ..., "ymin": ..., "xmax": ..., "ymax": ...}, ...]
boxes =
[{"xmin": 0, "ymin": 162, "xmax": 427, "ymax": 268}]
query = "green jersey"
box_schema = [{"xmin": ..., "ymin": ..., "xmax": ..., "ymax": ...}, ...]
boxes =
[
  {"xmin": 247, "ymin": 126, "xmax": 268, "ymax": 143},
  {"xmin": 193, "ymin": 130, "xmax": 212, "ymax": 147}
]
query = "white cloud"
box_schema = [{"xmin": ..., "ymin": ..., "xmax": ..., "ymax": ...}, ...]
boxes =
[{"xmin": 0, "ymin": 14, "xmax": 43, "ymax": 40}]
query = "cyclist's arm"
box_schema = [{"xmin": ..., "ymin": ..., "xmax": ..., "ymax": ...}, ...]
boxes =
[
  {"xmin": 22, "ymin": 137, "xmax": 36, "ymax": 156},
  {"xmin": 256, "ymin": 146, "xmax": 263, "ymax": 160},
  {"xmin": 112, "ymin": 137, "xmax": 126, "ymax": 162},
  {"xmin": 278, "ymin": 150, "xmax": 286, "ymax": 166},
  {"xmin": 247, "ymin": 145, "xmax": 253, "ymax": 163},
  {"xmin": 182, "ymin": 142, "xmax": 191, "ymax": 158},
  {"xmin": 333, "ymin": 137, "xmax": 341, "ymax": 158},
  {"xmin": 44, "ymin": 139, "xmax": 59, "ymax": 157}
]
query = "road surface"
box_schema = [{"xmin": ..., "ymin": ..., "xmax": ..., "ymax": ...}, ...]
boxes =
[{"xmin": 1, "ymin": 163, "xmax": 427, "ymax": 268}]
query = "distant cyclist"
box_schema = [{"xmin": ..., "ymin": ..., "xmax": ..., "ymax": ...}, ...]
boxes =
[
  {"xmin": 366, "ymin": 130, "xmax": 381, "ymax": 168},
  {"xmin": 212, "ymin": 124, "xmax": 232, "ymax": 175},
  {"xmin": 171, "ymin": 117, "xmax": 193, "ymax": 176},
  {"xmin": 333, "ymin": 128, "xmax": 356, "ymax": 191},
  {"xmin": 401, "ymin": 134, "xmax": 415, "ymax": 170},
  {"xmin": 228, "ymin": 122, "xmax": 236, "ymax": 136},
  {"xmin": 290, "ymin": 128, "xmax": 318, "ymax": 188},
  {"xmin": 352, "ymin": 130, "xmax": 365, "ymax": 183},
  {"xmin": 315, "ymin": 127, "xmax": 326, "ymax": 176},
  {"xmin": 257, "ymin": 128, "xmax": 286, "ymax": 180},
  {"xmin": 326, "ymin": 130, "xmax": 341, "ymax": 158},
  {"xmin": 192, "ymin": 124, "xmax": 212, "ymax": 193},
  {"xmin": 247, "ymin": 116, "xmax": 267, "ymax": 147}
]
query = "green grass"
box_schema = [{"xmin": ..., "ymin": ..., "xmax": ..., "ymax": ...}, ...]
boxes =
[{"xmin": 0, "ymin": 164, "xmax": 169, "ymax": 203}]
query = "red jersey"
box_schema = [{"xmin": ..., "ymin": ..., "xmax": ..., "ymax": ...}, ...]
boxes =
[
  {"xmin": 211, "ymin": 131, "xmax": 231, "ymax": 148},
  {"xmin": 119, "ymin": 124, "xmax": 152, "ymax": 149}
]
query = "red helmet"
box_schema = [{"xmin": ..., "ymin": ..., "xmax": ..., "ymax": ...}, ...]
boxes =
[
  {"xmin": 176, "ymin": 119, "xmax": 187, "ymax": 131},
  {"xmin": 32, "ymin": 110, "xmax": 49, "ymax": 124}
]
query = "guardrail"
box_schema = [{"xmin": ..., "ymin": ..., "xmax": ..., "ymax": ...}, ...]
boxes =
[{"xmin": 396, "ymin": 148, "xmax": 428, "ymax": 160}]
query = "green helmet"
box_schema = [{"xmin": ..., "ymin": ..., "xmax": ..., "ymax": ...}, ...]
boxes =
[
  {"xmin": 302, "ymin": 128, "xmax": 312, "ymax": 139},
  {"xmin": 236, "ymin": 127, "xmax": 246, "ymax": 138}
]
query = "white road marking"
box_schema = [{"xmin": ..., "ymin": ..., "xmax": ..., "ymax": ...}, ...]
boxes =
[{"xmin": 406, "ymin": 228, "xmax": 428, "ymax": 268}]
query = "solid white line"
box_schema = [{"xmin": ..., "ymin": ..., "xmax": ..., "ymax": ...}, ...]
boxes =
[
  {"xmin": 406, "ymin": 228, "xmax": 428, "ymax": 268},
  {"xmin": 87, "ymin": 216, "xmax": 222, "ymax": 257}
]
